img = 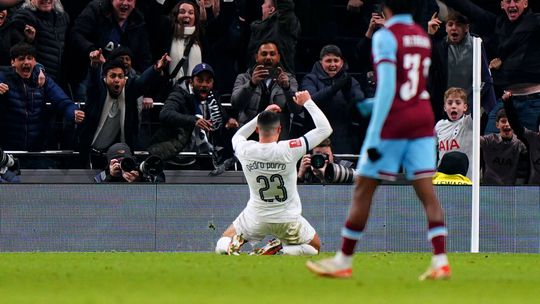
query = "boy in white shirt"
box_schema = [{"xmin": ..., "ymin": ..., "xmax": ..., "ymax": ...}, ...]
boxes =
[{"xmin": 435, "ymin": 87, "xmax": 473, "ymax": 179}]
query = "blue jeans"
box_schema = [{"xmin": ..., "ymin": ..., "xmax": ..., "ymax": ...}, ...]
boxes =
[{"xmin": 484, "ymin": 94, "xmax": 540, "ymax": 134}]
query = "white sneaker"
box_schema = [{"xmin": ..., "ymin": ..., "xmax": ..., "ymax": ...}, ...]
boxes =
[{"xmin": 306, "ymin": 257, "xmax": 353, "ymax": 278}]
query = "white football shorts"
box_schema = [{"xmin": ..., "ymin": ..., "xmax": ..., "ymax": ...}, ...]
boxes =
[{"xmin": 232, "ymin": 210, "xmax": 316, "ymax": 245}]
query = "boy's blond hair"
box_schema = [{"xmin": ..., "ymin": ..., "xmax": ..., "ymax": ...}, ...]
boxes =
[{"xmin": 444, "ymin": 87, "xmax": 468, "ymax": 104}]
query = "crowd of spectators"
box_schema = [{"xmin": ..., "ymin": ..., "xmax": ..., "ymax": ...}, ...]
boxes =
[{"xmin": 0, "ymin": 0, "xmax": 539, "ymax": 185}]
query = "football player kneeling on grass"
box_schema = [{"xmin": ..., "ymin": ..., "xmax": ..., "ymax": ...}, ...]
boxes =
[{"xmin": 215, "ymin": 91, "xmax": 332, "ymax": 256}]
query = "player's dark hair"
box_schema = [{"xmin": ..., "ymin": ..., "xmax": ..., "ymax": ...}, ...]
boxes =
[
  {"xmin": 257, "ymin": 110, "xmax": 280, "ymax": 131},
  {"xmin": 496, "ymin": 108, "xmax": 507, "ymax": 122},
  {"xmin": 10, "ymin": 42, "xmax": 36, "ymax": 60},
  {"xmin": 383, "ymin": 0, "xmax": 417, "ymax": 15}
]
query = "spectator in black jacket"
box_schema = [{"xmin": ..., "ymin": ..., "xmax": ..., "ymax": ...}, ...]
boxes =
[
  {"xmin": 11, "ymin": 0, "xmax": 69, "ymax": 86},
  {"xmin": 202, "ymin": 0, "xmax": 248, "ymax": 94},
  {"xmin": 247, "ymin": 0, "xmax": 300, "ymax": 73},
  {"xmin": 503, "ymin": 90, "xmax": 540, "ymax": 184},
  {"xmin": 441, "ymin": 0, "xmax": 540, "ymax": 134},
  {"xmin": 300, "ymin": 45, "xmax": 365, "ymax": 154},
  {"xmin": 78, "ymin": 51, "xmax": 169, "ymax": 169},
  {"xmin": 148, "ymin": 63, "xmax": 239, "ymax": 168},
  {"xmin": 0, "ymin": 8, "xmax": 11, "ymax": 68},
  {"xmin": 69, "ymin": 0, "xmax": 152, "ymax": 101}
]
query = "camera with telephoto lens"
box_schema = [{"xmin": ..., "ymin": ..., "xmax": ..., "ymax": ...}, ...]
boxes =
[
  {"xmin": 120, "ymin": 155, "xmax": 164, "ymax": 181},
  {"xmin": 324, "ymin": 163, "xmax": 356, "ymax": 183},
  {"xmin": 0, "ymin": 148, "xmax": 20, "ymax": 175},
  {"xmin": 310, "ymin": 153, "xmax": 329, "ymax": 169},
  {"xmin": 120, "ymin": 156, "xmax": 138, "ymax": 172},
  {"xmin": 139, "ymin": 155, "xmax": 164, "ymax": 177}
]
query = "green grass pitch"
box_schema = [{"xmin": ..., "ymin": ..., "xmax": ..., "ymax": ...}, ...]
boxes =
[{"xmin": 1, "ymin": 252, "xmax": 538, "ymax": 304}]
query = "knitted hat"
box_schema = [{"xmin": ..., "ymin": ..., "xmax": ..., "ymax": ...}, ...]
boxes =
[{"xmin": 106, "ymin": 143, "xmax": 133, "ymax": 162}]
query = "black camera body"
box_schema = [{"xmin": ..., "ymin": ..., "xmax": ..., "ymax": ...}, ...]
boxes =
[
  {"xmin": 120, "ymin": 156, "xmax": 138, "ymax": 172},
  {"xmin": 310, "ymin": 153, "xmax": 329, "ymax": 169}
]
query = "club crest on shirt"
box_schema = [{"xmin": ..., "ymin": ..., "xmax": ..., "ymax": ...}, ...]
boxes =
[
  {"xmin": 453, "ymin": 126, "xmax": 459, "ymax": 137},
  {"xmin": 289, "ymin": 139, "xmax": 302, "ymax": 148}
]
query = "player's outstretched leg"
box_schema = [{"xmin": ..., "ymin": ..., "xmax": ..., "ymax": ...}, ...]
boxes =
[
  {"xmin": 306, "ymin": 177, "xmax": 378, "ymax": 278},
  {"xmin": 413, "ymin": 178, "xmax": 451, "ymax": 280}
]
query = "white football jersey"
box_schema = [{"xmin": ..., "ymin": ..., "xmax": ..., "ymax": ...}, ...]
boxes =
[
  {"xmin": 232, "ymin": 99, "xmax": 332, "ymax": 223},
  {"xmin": 435, "ymin": 114, "xmax": 473, "ymax": 178},
  {"xmin": 235, "ymin": 138, "xmax": 307, "ymax": 222}
]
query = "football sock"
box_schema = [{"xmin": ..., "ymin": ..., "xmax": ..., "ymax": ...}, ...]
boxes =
[
  {"xmin": 428, "ymin": 221, "xmax": 447, "ymax": 255},
  {"xmin": 215, "ymin": 236, "xmax": 232, "ymax": 254},
  {"xmin": 333, "ymin": 250, "xmax": 353, "ymax": 268},
  {"xmin": 340, "ymin": 220, "xmax": 364, "ymax": 256},
  {"xmin": 432, "ymin": 253, "xmax": 449, "ymax": 268},
  {"xmin": 282, "ymin": 244, "xmax": 318, "ymax": 256}
]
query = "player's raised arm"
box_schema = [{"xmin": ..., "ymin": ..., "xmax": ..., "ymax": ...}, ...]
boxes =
[
  {"xmin": 232, "ymin": 113, "xmax": 258, "ymax": 150},
  {"xmin": 295, "ymin": 90, "xmax": 333, "ymax": 149}
]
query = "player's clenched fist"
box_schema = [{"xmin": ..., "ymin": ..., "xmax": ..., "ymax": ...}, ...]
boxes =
[
  {"xmin": 293, "ymin": 90, "xmax": 312, "ymax": 106},
  {"xmin": 264, "ymin": 104, "xmax": 281, "ymax": 113}
]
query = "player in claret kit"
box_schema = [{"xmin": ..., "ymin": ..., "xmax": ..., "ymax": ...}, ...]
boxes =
[
  {"xmin": 306, "ymin": 0, "xmax": 450, "ymax": 280},
  {"xmin": 215, "ymin": 90, "xmax": 332, "ymax": 256}
]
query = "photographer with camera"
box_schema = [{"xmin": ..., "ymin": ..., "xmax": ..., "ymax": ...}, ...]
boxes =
[
  {"xmin": 0, "ymin": 148, "xmax": 20, "ymax": 182},
  {"xmin": 297, "ymin": 138, "xmax": 356, "ymax": 184},
  {"xmin": 94, "ymin": 143, "xmax": 165, "ymax": 183}
]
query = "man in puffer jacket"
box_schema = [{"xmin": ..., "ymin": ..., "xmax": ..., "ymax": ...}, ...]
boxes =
[
  {"xmin": 0, "ymin": 43, "xmax": 84, "ymax": 156},
  {"xmin": 11, "ymin": 0, "xmax": 69, "ymax": 86}
]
